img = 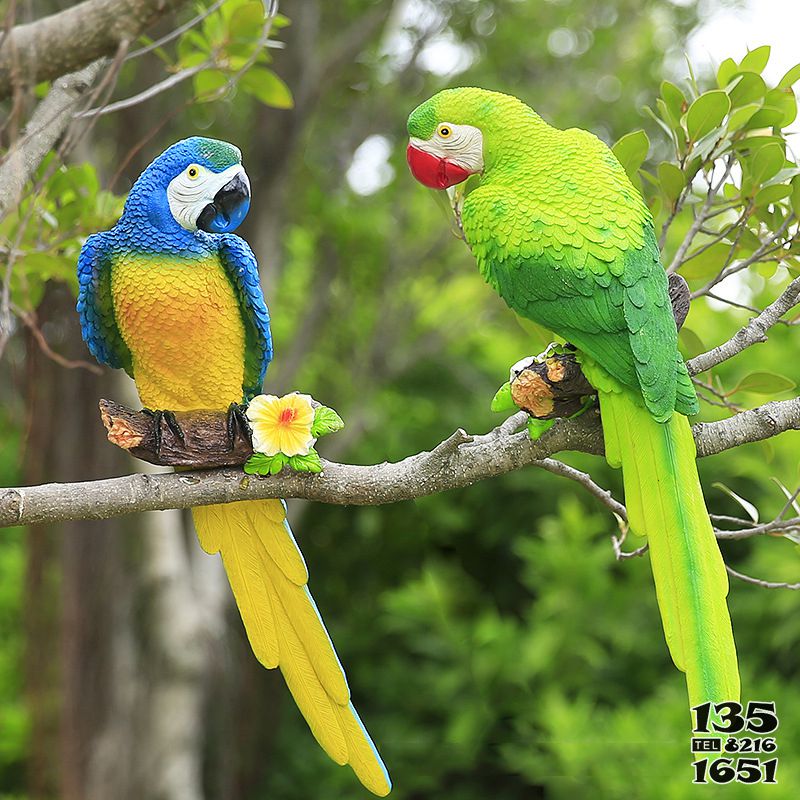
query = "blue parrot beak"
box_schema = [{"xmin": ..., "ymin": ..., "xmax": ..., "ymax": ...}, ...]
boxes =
[{"xmin": 197, "ymin": 172, "xmax": 251, "ymax": 233}]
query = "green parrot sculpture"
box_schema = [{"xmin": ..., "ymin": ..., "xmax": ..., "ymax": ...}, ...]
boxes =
[{"xmin": 406, "ymin": 88, "xmax": 740, "ymax": 711}]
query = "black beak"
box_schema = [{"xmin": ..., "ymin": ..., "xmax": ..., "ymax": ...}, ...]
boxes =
[{"xmin": 197, "ymin": 172, "xmax": 251, "ymax": 234}]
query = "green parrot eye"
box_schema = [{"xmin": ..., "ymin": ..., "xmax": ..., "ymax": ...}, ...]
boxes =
[
  {"xmin": 437, "ymin": 125, "xmax": 452, "ymax": 138},
  {"xmin": 187, "ymin": 165, "xmax": 200, "ymax": 180}
]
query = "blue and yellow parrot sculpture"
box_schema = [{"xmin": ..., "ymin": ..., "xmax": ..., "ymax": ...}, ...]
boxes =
[{"xmin": 77, "ymin": 137, "xmax": 391, "ymax": 796}]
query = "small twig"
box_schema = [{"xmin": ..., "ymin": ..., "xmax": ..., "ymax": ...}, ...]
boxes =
[
  {"xmin": 535, "ymin": 457, "xmax": 627, "ymax": 519},
  {"xmin": 126, "ymin": 0, "xmax": 227, "ymax": 61},
  {"xmin": 726, "ymin": 565, "xmax": 800, "ymax": 590},
  {"xmin": 77, "ymin": 62, "xmax": 209, "ymax": 118},
  {"xmin": 688, "ymin": 275, "xmax": 800, "ymax": 375},
  {"xmin": 19, "ymin": 311, "xmax": 102, "ymax": 374},
  {"xmin": 667, "ymin": 155, "xmax": 734, "ymax": 274},
  {"xmin": 715, "ymin": 515, "xmax": 800, "ymax": 540}
]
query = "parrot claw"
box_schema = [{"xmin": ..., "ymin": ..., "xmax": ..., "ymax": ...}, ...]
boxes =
[
  {"xmin": 142, "ymin": 408, "xmax": 185, "ymax": 456},
  {"xmin": 226, "ymin": 403, "xmax": 251, "ymax": 451}
]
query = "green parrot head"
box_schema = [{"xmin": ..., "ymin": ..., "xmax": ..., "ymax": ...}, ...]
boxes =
[{"xmin": 406, "ymin": 87, "xmax": 540, "ymax": 189}]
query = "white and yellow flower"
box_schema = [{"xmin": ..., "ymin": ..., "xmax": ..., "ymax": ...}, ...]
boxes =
[{"xmin": 246, "ymin": 393, "xmax": 316, "ymax": 457}]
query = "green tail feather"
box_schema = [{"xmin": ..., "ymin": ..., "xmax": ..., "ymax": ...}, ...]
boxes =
[{"xmin": 601, "ymin": 389, "xmax": 740, "ymax": 707}]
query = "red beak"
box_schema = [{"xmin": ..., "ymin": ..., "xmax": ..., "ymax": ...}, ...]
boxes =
[{"xmin": 406, "ymin": 143, "xmax": 472, "ymax": 189}]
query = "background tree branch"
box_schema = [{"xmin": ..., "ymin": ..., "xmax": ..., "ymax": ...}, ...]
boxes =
[
  {"xmin": 0, "ymin": 60, "xmax": 105, "ymax": 220},
  {"xmin": 0, "ymin": 0, "xmax": 190, "ymax": 100}
]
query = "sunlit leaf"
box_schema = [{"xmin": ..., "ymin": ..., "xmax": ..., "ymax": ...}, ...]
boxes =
[
  {"xmin": 778, "ymin": 62, "xmax": 800, "ymax": 89},
  {"xmin": 727, "ymin": 72, "xmax": 767, "ymax": 107},
  {"xmin": 611, "ymin": 129, "xmax": 649, "ymax": 180},
  {"xmin": 679, "ymin": 241, "xmax": 732, "ymax": 280},
  {"xmin": 686, "ymin": 90, "xmax": 730, "ymax": 141},
  {"xmin": 754, "ymin": 183, "xmax": 792, "ymax": 208},
  {"xmin": 726, "ymin": 102, "xmax": 762, "ymax": 130},
  {"xmin": 746, "ymin": 142, "xmax": 785, "ymax": 187},
  {"xmin": 193, "ymin": 69, "xmax": 229, "ymax": 101},
  {"xmin": 712, "ymin": 482, "xmax": 760, "ymax": 523},
  {"xmin": 660, "ymin": 80, "xmax": 686, "ymax": 119},
  {"xmin": 739, "ymin": 45, "xmax": 771, "ymax": 74},
  {"xmin": 239, "ymin": 68, "xmax": 294, "ymax": 108},
  {"xmin": 717, "ymin": 57, "xmax": 738, "ymax": 88},
  {"xmin": 229, "ymin": 1, "xmax": 266, "ymax": 40},
  {"xmin": 758, "ymin": 87, "xmax": 797, "ymax": 128},
  {"xmin": 657, "ymin": 161, "xmax": 685, "ymax": 203}
]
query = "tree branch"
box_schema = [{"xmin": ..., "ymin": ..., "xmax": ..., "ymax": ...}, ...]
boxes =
[
  {"xmin": 0, "ymin": 60, "xmax": 105, "ymax": 220},
  {"xmin": 0, "ymin": 0, "xmax": 190, "ymax": 100},
  {"xmin": 688, "ymin": 276, "xmax": 800, "ymax": 375},
  {"xmin": 2, "ymin": 396, "xmax": 799, "ymax": 529}
]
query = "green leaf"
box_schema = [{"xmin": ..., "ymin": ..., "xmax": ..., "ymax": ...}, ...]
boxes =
[
  {"xmin": 746, "ymin": 106, "xmax": 787, "ymax": 129},
  {"xmin": 727, "ymin": 72, "xmax": 767, "ymax": 107},
  {"xmin": 778, "ymin": 62, "xmax": 800, "ymax": 89},
  {"xmin": 229, "ymin": 1, "xmax": 266, "ymax": 40},
  {"xmin": 791, "ymin": 176, "xmax": 800, "ymax": 216},
  {"xmin": 679, "ymin": 241, "xmax": 732, "ymax": 280},
  {"xmin": 239, "ymin": 68, "xmax": 294, "ymax": 108},
  {"xmin": 732, "ymin": 371, "xmax": 796, "ymax": 396},
  {"xmin": 754, "ymin": 184, "xmax": 792, "ymax": 208},
  {"xmin": 491, "ymin": 382, "xmax": 517, "ymax": 413},
  {"xmin": 660, "ymin": 80, "xmax": 686, "ymax": 119},
  {"xmin": 193, "ymin": 69, "xmax": 229, "ymax": 101},
  {"xmin": 726, "ymin": 102, "xmax": 762, "ymax": 131},
  {"xmin": 747, "ymin": 142, "xmax": 785, "ymax": 187},
  {"xmin": 311, "ymin": 406, "xmax": 344, "ymax": 438},
  {"xmin": 527, "ymin": 418, "xmax": 555, "ymax": 440},
  {"xmin": 657, "ymin": 161, "xmax": 685, "ymax": 203},
  {"xmin": 712, "ymin": 482, "xmax": 759, "ymax": 523},
  {"xmin": 244, "ymin": 452, "xmax": 288, "ymax": 475},
  {"xmin": 758, "ymin": 87, "xmax": 797, "ymax": 128},
  {"xmin": 739, "ymin": 45, "xmax": 771, "ymax": 74},
  {"xmin": 287, "ymin": 450, "xmax": 323, "ymax": 474},
  {"xmin": 717, "ymin": 58, "xmax": 738, "ymax": 88},
  {"xmin": 611, "ymin": 129, "xmax": 649, "ymax": 180},
  {"xmin": 686, "ymin": 90, "xmax": 730, "ymax": 141},
  {"xmin": 678, "ymin": 327, "xmax": 706, "ymax": 360}
]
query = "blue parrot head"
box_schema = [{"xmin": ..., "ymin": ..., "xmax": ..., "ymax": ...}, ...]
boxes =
[{"xmin": 124, "ymin": 136, "xmax": 251, "ymax": 235}]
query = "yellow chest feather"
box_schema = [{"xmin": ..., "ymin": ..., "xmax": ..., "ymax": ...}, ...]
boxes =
[{"xmin": 111, "ymin": 255, "xmax": 245, "ymax": 411}]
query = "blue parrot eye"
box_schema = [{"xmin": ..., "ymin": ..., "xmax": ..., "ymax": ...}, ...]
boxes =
[{"xmin": 187, "ymin": 165, "xmax": 200, "ymax": 180}]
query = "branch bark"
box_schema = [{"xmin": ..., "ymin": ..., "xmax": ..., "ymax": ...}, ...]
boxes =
[
  {"xmin": 0, "ymin": 60, "xmax": 105, "ymax": 220},
  {"xmin": 688, "ymin": 275, "xmax": 800, "ymax": 375},
  {"xmin": 2, "ymin": 396, "xmax": 799, "ymax": 529},
  {"xmin": 0, "ymin": 0, "xmax": 190, "ymax": 100}
]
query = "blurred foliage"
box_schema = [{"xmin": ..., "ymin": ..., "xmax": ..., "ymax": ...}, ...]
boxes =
[{"xmin": 2, "ymin": 0, "xmax": 800, "ymax": 798}]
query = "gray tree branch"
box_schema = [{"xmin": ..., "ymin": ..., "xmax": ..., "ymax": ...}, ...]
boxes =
[
  {"xmin": 0, "ymin": 0, "xmax": 190, "ymax": 100},
  {"xmin": 687, "ymin": 276, "xmax": 800, "ymax": 375},
  {"xmin": 0, "ymin": 60, "xmax": 105, "ymax": 220},
  {"xmin": 2, "ymin": 397, "xmax": 799, "ymax": 530}
]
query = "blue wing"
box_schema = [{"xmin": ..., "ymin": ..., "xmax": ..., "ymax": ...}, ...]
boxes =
[
  {"xmin": 217, "ymin": 234, "xmax": 273, "ymax": 399},
  {"xmin": 77, "ymin": 230, "xmax": 133, "ymax": 375}
]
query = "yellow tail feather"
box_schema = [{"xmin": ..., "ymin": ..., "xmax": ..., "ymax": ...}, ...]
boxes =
[
  {"xmin": 193, "ymin": 499, "xmax": 391, "ymax": 796},
  {"xmin": 600, "ymin": 390, "xmax": 740, "ymax": 707}
]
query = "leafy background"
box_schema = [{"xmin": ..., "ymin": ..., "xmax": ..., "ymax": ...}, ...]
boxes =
[{"xmin": 1, "ymin": 0, "xmax": 800, "ymax": 798}]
